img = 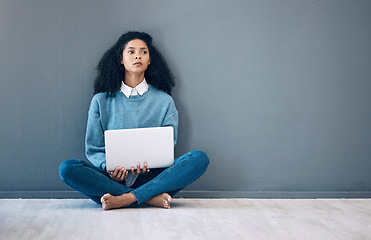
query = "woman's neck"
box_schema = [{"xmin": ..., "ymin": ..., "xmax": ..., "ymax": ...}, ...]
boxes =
[{"xmin": 124, "ymin": 72, "xmax": 145, "ymax": 88}]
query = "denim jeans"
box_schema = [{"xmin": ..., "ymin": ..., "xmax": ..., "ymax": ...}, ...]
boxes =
[{"xmin": 59, "ymin": 150, "xmax": 209, "ymax": 205}]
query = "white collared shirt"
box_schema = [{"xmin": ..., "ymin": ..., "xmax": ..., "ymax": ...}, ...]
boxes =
[{"xmin": 120, "ymin": 79, "xmax": 149, "ymax": 98}]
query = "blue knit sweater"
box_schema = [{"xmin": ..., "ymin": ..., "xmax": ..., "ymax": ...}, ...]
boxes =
[{"xmin": 85, "ymin": 85, "xmax": 178, "ymax": 171}]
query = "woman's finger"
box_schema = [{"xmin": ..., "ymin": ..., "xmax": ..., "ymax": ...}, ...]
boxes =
[
  {"xmin": 131, "ymin": 166, "xmax": 135, "ymax": 175},
  {"xmin": 113, "ymin": 167, "xmax": 119, "ymax": 176},
  {"xmin": 142, "ymin": 162, "xmax": 148, "ymax": 174},
  {"xmin": 137, "ymin": 162, "xmax": 141, "ymax": 174},
  {"xmin": 111, "ymin": 167, "xmax": 120, "ymax": 179},
  {"xmin": 119, "ymin": 168, "xmax": 126, "ymax": 180},
  {"xmin": 116, "ymin": 168, "xmax": 123, "ymax": 179}
]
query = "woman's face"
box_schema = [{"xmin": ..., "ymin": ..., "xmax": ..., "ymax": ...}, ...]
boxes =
[{"xmin": 121, "ymin": 39, "xmax": 151, "ymax": 74}]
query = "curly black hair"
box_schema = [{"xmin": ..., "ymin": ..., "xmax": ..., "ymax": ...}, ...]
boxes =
[{"xmin": 94, "ymin": 31, "xmax": 175, "ymax": 97}]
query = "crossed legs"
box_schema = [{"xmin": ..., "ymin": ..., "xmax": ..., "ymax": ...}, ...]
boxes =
[{"xmin": 59, "ymin": 150, "xmax": 209, "ymax": 210}]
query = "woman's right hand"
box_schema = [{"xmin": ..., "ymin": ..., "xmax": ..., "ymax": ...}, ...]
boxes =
[{"xmin": 109, "ymin": 167, "xmax": 128, "ymax": 182}]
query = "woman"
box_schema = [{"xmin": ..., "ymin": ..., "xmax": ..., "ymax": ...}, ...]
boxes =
[{"xmin": 59, "ymin": 31, "xmax": 209, "ymax": 210}]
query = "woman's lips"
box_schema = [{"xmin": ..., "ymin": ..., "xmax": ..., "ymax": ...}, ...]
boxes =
[{"xmin": 134, "ymin": 62, "xmax": 142, "ymax": 66}]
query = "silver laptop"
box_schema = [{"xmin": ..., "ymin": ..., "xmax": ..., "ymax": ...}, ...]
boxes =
[{"xmin": 104, "ymin": 126, "xmax": 174, "ymax": 172}]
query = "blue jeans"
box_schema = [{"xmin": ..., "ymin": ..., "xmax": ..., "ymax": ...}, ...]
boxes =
[{"xmin": 59, "ymin": 150, "xmax": 209, "ymax": 205}]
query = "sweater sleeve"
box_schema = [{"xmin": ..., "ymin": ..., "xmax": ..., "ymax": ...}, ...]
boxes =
[
  {"xmin": 162, "ymin": 99, "xmax": 179, "ymax": 146},
  {"xmin": 85, "ymin": 97, "xmax": 107, "ymax": 170}
]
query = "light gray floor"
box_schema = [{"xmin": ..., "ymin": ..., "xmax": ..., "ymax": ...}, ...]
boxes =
[{"xmin": 1, "ymin": 198, "xmax": 370, "ymax": 240}]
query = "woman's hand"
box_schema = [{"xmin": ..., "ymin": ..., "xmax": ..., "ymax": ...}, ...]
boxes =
[
  {"xmin": 131, "ymin": 162, "xmax": 150, "ymax": 175},
  {"xmin": 109, "ymin": 167, "xmax": 128, "ymax": 182}
]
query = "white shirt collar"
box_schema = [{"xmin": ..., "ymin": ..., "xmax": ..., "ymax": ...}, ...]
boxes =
[{"xmin": 120, "ymin": 79, "xmax": 149, "ymax": 98}]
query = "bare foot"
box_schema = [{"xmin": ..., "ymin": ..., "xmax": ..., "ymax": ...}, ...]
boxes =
[
  {"xmin": 145, "ymin": 193, "xmax": 172, "ymax": 209},
  {"xmin": 100, "ymin": 193, "xmax": 137, "ymax": 210}
]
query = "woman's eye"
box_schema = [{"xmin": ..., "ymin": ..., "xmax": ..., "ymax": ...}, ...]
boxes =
[
  {"xmin": 141, "ymin": 51, "xmax": 148, "ymax": 54},
  {"xmin": 128, "ymin": 50, "xmax": 134, "ymax": 54}
]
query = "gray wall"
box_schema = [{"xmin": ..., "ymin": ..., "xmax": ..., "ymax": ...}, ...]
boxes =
[{"xmin": 1, "ymin": 0, "xmax": 371, "ymax": 198}]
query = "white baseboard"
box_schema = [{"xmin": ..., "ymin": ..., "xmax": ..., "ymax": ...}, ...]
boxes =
[{"xmin": 1, "ymin": 191, "xmax": 371, "ymax": 199}]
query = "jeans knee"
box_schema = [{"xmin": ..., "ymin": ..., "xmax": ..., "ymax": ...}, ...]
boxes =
[
  {"xmin": 190, "ymin": 150, "xmax": 209, "ymax": 170},
  {"xmin": 59, "ymin": 159, "xmax": 80, "ymax": 182}
]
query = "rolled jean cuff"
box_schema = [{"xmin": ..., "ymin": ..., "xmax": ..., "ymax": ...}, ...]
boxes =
[{"xmin": 131, "ymin": 191, "xmax": 142, "ymax": 205}]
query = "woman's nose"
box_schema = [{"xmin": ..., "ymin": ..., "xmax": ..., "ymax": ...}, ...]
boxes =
[{"xmin": 135, "ymin": 55, "xmax": 141, "ymax": 60}]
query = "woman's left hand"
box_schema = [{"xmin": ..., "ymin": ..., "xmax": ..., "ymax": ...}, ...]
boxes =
[{"xmin": 131, "ymin": 162, "xmax": 150, "ymax": 175}]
